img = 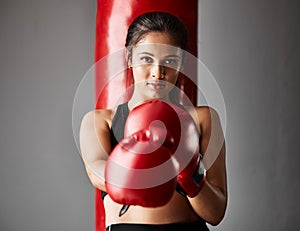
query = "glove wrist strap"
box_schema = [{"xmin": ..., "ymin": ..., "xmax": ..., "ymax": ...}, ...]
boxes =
[{"xmin": 177, "ymin": 154, "xmax": 206, "ymax": 198}]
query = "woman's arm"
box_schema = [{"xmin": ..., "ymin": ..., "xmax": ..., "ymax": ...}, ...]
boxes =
[
  {"xmin": 79, "ymin": 110, "xmax": 112, "ymax": 191},
  {"xmin": 188, "ymin": 106, "xmax": 227, "ymax": 226}
]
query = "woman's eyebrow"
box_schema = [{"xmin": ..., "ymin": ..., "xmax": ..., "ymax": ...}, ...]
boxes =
[
  {"xmin": 137, "ymin": 52, "xmax": 180, "ymax": 59},
  {"xmin": 137, "ymin": 52, "xmax": 154, "ymax": 56},
  {"xmin": 164, "ymin": 54, "xmax": 180, "ymax": 59}
]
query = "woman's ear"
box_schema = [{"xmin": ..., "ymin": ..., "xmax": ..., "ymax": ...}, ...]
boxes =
[
  {"xmin": 125, "ymin": 48, "xmax": 132, "ymax": 67},
  {"xmin": 177, "ymin": 60, "xmax": 183, "ymax": 72}
]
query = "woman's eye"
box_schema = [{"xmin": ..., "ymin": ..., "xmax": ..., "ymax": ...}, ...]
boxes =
[
  {"xmin": 163, "ymin": 59, "xmax": 179, "ymax": 66},
  {"xmin": 140, "ymin": 56, "xmax": 153, "ymax": 63}
]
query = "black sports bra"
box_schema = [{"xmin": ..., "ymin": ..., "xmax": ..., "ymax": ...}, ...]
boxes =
[
  {"xmin": 110, "ymin": 102, "xmax": 129, "ymax": 150},
  {"xmin": 102, "ymin": 103, "xmax": 129, "ymax": 199}
]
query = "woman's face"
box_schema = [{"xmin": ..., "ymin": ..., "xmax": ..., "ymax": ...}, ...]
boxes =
[{"xmin": 129, "ymin": 32, "xmax": 183, "ymax": 101}]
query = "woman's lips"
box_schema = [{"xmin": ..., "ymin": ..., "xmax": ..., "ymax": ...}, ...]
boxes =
[{"xmin": 147, "ymin": 82, "xmax": 166, "ymax": 90}]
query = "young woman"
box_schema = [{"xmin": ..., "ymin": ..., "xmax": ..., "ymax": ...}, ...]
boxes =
[{"xmin": 80, "ymin": 12, "xmax": 227, "ymax": 231}]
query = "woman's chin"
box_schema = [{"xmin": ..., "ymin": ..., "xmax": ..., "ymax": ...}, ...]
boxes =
[{"xmin": 145, "ymin": 90, "xmax": 168, "ymax": 100}]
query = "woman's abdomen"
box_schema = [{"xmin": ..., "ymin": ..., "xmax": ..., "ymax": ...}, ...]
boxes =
[{"xmin": 104, "ymin": 192, "xmax": 200, "ymax": 226}]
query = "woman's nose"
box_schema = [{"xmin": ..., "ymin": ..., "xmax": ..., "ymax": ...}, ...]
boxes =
[{"xmin": 151, "ymin": 64, "xmax": 165, "ymax": 79}]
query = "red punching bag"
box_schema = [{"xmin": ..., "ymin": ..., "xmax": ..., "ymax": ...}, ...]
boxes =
[{"xmin": 94, "ymin": 0, "xmax": 198, "ymax": 230}]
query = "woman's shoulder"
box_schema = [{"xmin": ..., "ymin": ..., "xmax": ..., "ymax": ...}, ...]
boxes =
[
  {"xmin": 195, "ymin": 105, "xmax": 213, "ymax": 116},
  {"xmin": 81, "ymin": 109, "xmax": 114, "ymax": 131},
  {"xmin": 186, "ymin": 106, "xmax": 220, "ymax": 126}
]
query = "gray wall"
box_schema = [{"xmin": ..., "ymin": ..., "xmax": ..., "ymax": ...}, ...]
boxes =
[
  {"xmin": 0, "ymin": 0, "xmax": 96, "ymax": 230},
  {"xmin": 0, "ymin": 0, "xmax": 299, "ymax": 230},
  {"xmin": 199, "ymin": 0, "xmax": 300, "ymax": 230}
]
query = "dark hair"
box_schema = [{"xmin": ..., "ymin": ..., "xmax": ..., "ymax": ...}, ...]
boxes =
[{"xmin": 125, "ymin": 12, "xmax": 188, "ymax": 51}]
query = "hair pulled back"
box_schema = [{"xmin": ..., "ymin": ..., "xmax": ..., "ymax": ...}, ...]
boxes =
[{"xmin": 125, "ymin": 12, "xmax": 188, "ymax": 50}]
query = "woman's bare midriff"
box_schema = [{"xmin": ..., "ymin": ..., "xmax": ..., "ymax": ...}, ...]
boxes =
[{"xmin": 104, "ymin": 192, "xmax": 200, "ymax": 226}]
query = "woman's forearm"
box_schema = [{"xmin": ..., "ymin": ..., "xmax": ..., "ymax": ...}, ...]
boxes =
[
  {"xmin": 85, "ymin": 159, "xmax": 107, "ymax": 191},
  {"xmin": 189, "ymin": 180, "xmax": 227, "ymax": 226}
]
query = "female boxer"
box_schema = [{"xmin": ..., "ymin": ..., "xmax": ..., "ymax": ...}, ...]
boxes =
[{"xmin": 80, "ymin": 12, "xmax": 227, "ymax": 231}]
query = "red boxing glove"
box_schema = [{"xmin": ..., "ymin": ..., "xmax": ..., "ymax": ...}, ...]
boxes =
[
  {"xmin": 125, "ymin": 99, "xmax": 206, "ymax": 198},
  {"xmin": 105, "ymin": 127, "xmax": 178, "ymax": 208},
  {"xmin": 170, "ymin": 104, "xmax": 206, "ymax": 198},
  {"xmin": 177, "ymin": 154, "xmax": 206, "ymax": 198},
  {"xmin": 124, "ymin": 100, "xmax": 181, "ymax": 153}
]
